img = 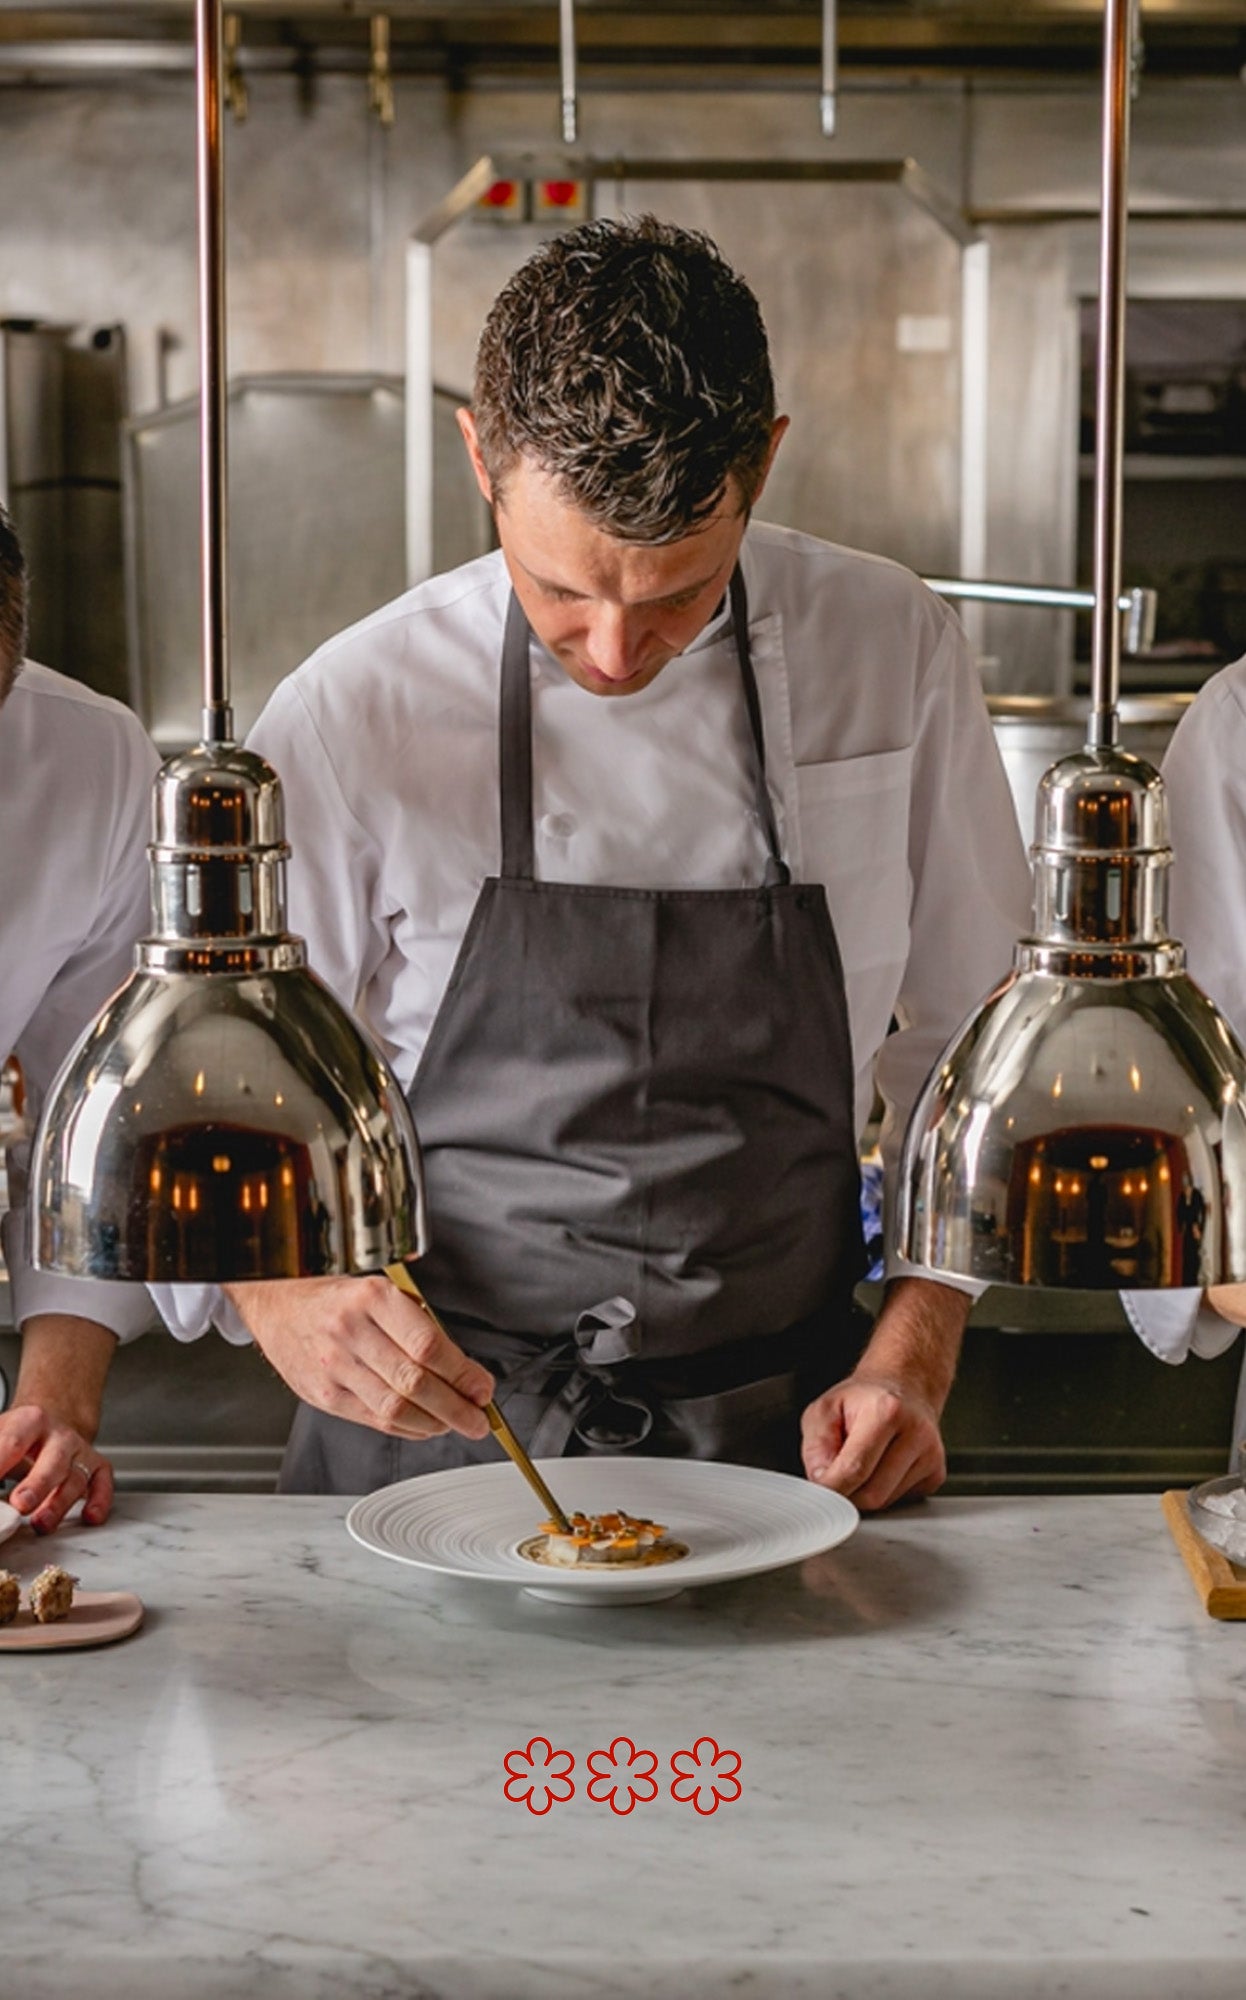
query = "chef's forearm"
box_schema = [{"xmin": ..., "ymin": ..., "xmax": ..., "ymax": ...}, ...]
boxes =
[
  {"xmin": 11, "ymin": 1314, "xmax": 119, "ymax": 1440},
  {"xmin": 851, "ymin": 1276, "xmax": 970, "ymax": 1417},
  {"xmin": 1206, "ymin": 1283, "xmax": 1246, "ymax": 1327}
]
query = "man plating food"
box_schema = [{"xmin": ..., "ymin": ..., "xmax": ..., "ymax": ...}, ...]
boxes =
[
  {"xmin": 158, "ymin": 217, "xmax": 1031, "ymax": 1507},
  {"xmin": 0, "ymin": 503, "xmax": 159, "ymax": 1531}
]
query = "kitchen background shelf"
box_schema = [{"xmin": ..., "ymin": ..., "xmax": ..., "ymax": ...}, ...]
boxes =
[{"xmin": 1078, "ymin": 455, "xmax": 1246, "ymax": 480}]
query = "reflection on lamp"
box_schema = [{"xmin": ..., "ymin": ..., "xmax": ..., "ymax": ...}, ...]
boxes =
[
  {"xmin": 896, "ymin": 0, "xmax": 1246, "ymax": 1291},
  {"xmin": 27, "ymin": 0, "xmax": 426, "ymax": 1283},
  {"xmin": 898, "ymin": 750, "xmax": 1246, "ymax": 1289}
]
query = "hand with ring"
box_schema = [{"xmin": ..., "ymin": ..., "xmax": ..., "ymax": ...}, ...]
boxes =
[
  {"xmin": 0, "ymin": 1412, "xmax": 113, "ymax": 1532},
  {"xmin": 0, "ymin": 1315, "xmax": 119, "ymax": 1532}
]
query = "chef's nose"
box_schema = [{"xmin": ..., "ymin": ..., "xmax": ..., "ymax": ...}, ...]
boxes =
[{"xmin": 584, "ymin": 604, "xmax": 644, "ymax": 680}]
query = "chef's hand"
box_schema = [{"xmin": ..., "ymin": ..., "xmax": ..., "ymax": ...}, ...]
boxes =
[
  {"xmin": 800, "ymin": 1373, "xmax": 945, "ymax": 1512},
  {"xmin": 0, "ymin": 1314, "xmax": 118, "ymax": 1531},
  {"xmin": 226, "ymin": 1276, "xmax": 495, "ymax": 1441},
  {"xmin": 799, "ymin": 1275, "xmax": 969, "ymax": 1511}
]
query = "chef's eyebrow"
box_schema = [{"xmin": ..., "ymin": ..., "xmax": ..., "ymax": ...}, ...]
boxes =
[{"xmin": 518, "ymin": 559, "xmax": 725, "ymax": 609}]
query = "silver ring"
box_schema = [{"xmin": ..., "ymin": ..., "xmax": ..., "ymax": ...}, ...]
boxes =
[{"xmin": 72, "ymin": 1460, "xmax": 92, "ymax": 1481}]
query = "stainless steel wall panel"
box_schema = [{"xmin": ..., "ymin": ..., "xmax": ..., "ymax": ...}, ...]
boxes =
[
  {"xmin": 979, "ymin": 227, "xmax": 1081, "ymax": 691},
  {"xmin": 61, "ymin": 326, "xmax": 127, "ymax": 480},
  {"xmin": 0, "ymin": 319, "xmax": 129, "ymax": 697},
  {"xmin": 1, "ymin": 324, "xmax": 66, "ymax": 486},
  {"xmin": 125, "ymin": 373, "xmax": 408, "ymax": 747},
  {"xmin": 970, "ymin": 83, "xmax": 1246, "ymax": 218},
  {"xmin": 4, "ymin": 71, "xmax": 1246, "ymax": 700},
  {"xmin": 59, "ymin": 483, "xmax": 128, "ymax": 701},
  {"xmin": 9, "ymin": 483, "xmax": 68, "ymax": 666}
]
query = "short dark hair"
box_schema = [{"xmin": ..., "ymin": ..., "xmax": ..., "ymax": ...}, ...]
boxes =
[
  {"xmin": 0, "ymin": 502, "xmax": 27, "ymax": 705},
  {"xmin": 472, "ymin": 215, "xmax": 776, "ymax": 543}
]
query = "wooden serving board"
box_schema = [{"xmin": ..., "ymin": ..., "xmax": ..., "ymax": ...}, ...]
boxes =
[
  {"xmin": 0, "ymin": 1590, "xmax": 144, "ymax": 1653},
  {"xmin": 1161, "ymin": 1491, "xmax": 1246, "ymax": 1620}
]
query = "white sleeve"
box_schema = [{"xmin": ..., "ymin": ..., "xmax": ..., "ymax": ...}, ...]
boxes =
[
  {"xmin": 1122, "ymin": 1289, "xmax": 1244, "ymax": 1363},
  {"xmin": 878, "ymin": 610, "xmax": 1034, "ymax": 1288},
  {"xmin": 147, "ymin": 1281, "xmax": 254, "ymax": 1346},
  {"xmin": 151, "ymin": 676, "xmax": 384, "ymax": 1341},
  {"xmin": 1164, "ymin": 667, "xmax": 1246, "ymax": 1043},
  {"xmin": 1116, "ymin": 670, "xmax": 1246, "ymax": 1361},
  {"xmin": 6, "ymin": 716, "xmax": 160, "ymax": 1343}
]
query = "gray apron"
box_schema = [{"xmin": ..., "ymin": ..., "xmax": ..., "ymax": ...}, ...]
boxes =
[{"xmin": 280, "ymin": 572, "xmax": 867, "ymax": 1493}]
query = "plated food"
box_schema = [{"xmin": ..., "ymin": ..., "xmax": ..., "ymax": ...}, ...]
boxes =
[
  {"xmin": 518, "ymin": 1508, "xmax": 688, "ymax": 1570},
  {"xmin": 346, "ymin": 1455, "xmax": 860, "ymax": 1606},
  {"xmin": 0, "ymin": 1564, "xmax": 77, "ymax": 1627},
  {"xmin": 29, "ymin": 1565, "xmax": 76, "ymax": 1623}
]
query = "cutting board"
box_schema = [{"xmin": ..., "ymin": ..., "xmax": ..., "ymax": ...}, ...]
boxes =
[
  {"xmin": 0, "ymin": 1590, "xmax": 144, "ymax": 1652},
  {"xmin": 1161, "ymin": 1490, "xmax": 1246, "ymax": 1620}
]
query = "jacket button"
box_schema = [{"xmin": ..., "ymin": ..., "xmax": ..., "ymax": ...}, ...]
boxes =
[{"xmin": 540, "ymin": 812, "xmax": 576, "ymax": 839}]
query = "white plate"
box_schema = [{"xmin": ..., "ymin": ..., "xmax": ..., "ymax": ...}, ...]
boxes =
[{"xmin": 346, "ymin": 1457, "xmax": 859, "ymax": 1605}]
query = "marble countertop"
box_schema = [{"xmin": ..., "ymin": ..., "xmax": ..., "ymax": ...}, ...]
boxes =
[{"xmin": 2, "ymin": 1491, "xmax": 1244, "ymax": 1999}]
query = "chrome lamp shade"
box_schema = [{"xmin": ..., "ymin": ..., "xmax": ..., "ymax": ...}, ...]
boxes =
[
  {"xmin": 28, "ymin": 0, "xmax": 427, "ymax": 1288},
  {"xmin": 899, "ymin": 748, "xmax": 1246, "ymax": 1289},
  {"xmin": 900, "ymin": 0, "xmax": 1246, "ymax": 1294},
  {"xmin": 30, "ymin": 744, "xmax": 427, "ymax": 1283}
]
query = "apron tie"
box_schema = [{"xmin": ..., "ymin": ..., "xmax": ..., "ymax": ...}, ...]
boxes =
[{"xmin": 500, "ymin": 1296, "xmax": 655, "ymax": 1458}]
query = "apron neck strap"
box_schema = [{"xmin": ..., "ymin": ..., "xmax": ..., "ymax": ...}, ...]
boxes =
[
  {"xmin": 499, "ymin": 564, "xmax": 790, "ymax": 887},
  {"xmin": 728, "ymin": 567, "xmax": 790, "ymax": 889},
  {"xmin": 500, "ymin": 589, "xmax": 537, "ymax": 880}
]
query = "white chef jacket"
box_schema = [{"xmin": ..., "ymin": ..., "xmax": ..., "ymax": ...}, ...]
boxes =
[
  {"xmin": 0, "ymin": 660, "xmax": 160, "ymax": 1342},
  {"xmin": 1121, "ymin": 659, "xmax": 1246, "ymax": 1423},
  {"xmin": 155, "ymin": 523, "xmax": 1034, "ymax": 1343}
]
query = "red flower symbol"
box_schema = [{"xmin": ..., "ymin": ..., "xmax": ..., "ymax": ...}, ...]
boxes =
[
  {"xmin": 585, "ymin": 1736, "xmax": 660, "ymax": 1815},
  {"xmin": 503, "ymin": 1736, "xmax": 576, "ymax": 1815},
  {"xmin": 669, "ymin": 1736, "xmax": 742, "ymax": 1815}
]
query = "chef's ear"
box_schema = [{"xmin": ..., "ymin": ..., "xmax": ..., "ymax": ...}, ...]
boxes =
[
  {"xmin": 749, "ymin": 416, "xmax": 790, "ymax": 507},
  {"xmin": 456, "ymin": 408, "xmax": 495, "ymax": 505}
]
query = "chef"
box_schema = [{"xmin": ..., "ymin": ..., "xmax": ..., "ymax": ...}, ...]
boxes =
[
  {"xmin": 0, "ymin": 502, "xmax": 160, "ymax": 1531},
  {"xmin": 1119, "ymin": 661, "xmax": 1246, "ymax": 1458},
  {"xmin": 157, "ymin": 215, "xmax": 1033, "ymax": 1508}
]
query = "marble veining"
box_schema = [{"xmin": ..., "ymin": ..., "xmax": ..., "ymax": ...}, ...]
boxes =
[{"xmin": 2, "ymin": 1492, "xmax": 1245, "ymax": 1998}]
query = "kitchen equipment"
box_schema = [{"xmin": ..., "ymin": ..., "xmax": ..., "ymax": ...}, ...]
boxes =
[
  {"xmin": 1127, "ymin": 367, "xmax": 1239, "ymax": 454},
  {"xmin": 0, "ymin": 317, "xmax": 129, "ymax": 703},
  {"xmin": 385, "ymin": 1261, "xmax": 573, "ymax": 1534},
  {"xmin": 897, "ymin": 0, "xmax": 1246, "ymax": 1292},
  {"xmin": 28, "ymin": 0, "xmax": 425, "ymax": 1284},
  {"xmin": 345, "ymin": 1457, "xmax": 859, "ymax": 1607},
  {"xmin": 124, "ymin": 374, "xmax": 404, "ymax": 750},
  {"xmin": 124, "ymin": 376, "xmax": 484, "ymax": 752},
  {"xmin": 987, "ymin": 693, "xmax": 1190, "ymax": 844}
]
